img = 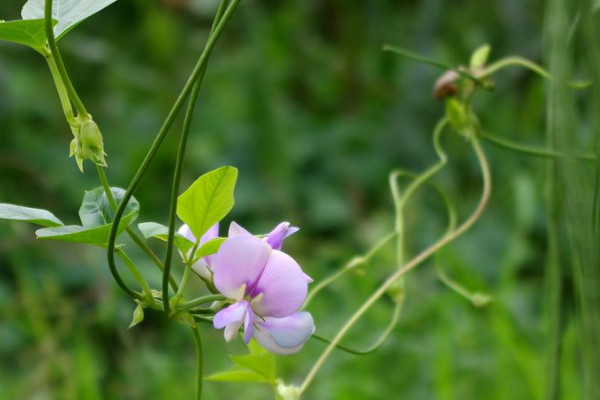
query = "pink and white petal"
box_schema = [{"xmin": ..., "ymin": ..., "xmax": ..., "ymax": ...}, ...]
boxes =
[
  {"xmin": 243, "ymin": 306, "xmax": 255, "ymax": 344},
  {"xmin": 200, "ymin": 222, "xmax": 220, "ymax": 245},
  {"xmin": 224, "ymin": 321, "xmax": 243, "ymax": 342},
  {"xmin": 191, "ymin": 259, "xmax": 211, "ymax": 279},
  {"xmin": 265, "ymin": 222, "xmax": 299, "ymax": 250},
  {"xmin": 213, "ymin": 301, "xmax": 248, "ymax": 329},
  {"xmin": 251, "ymin": 250, "xmax": 310, "ymax": 318},
  {"xmin": 178, "ymin": 224, "xmax": 196, "ymax": 243},
  {"xmin": 253, "ymin": 312, "xmax": 315, "ymax": 355},
  {"xmin": 213, "ymin": 236, "xmax": 271, "ymax": 299},
  {"xmin": 228, "ymin": 221, "xmax": 252, "ymax": 237}
]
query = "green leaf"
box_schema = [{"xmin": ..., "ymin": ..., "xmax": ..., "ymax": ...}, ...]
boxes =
[
  {"xmin": 0, "ymin": 19, "xmax": 55, "ymax": 52},
  {"xmin": 204, "ymin": 366, "xmax": 269, "ymax": 384},
  {"xmin": 79, "ymin": 187, "xmax": 131, "ymax": 228},
  {"xmin": 35, "ymin": 187, "xmax": 139, "ymax": 246},
  {"xmin": 230, "ymin": 353, "xmax": 275, "ymax": 383},
  {"xmin": 191, "ymin": 237, "xmax": 226, "ymax": 263},
  {"xmin": 22, "ymin": 0, "xmax": 120, "ymax": 40},
  {"xmin": 0, "ymin": 203, "xmax": 64, "ymax": 227},
  {"xmin": 469, "ymin": 44, "xmax": 491, "ymax": 69},
  {"xmin": 137, "ymin": 222, "xmax": 195, "ymax": 253},
  {"xmin": 177, "ymin": 166, "xmax": 237, "ymax": 240}
]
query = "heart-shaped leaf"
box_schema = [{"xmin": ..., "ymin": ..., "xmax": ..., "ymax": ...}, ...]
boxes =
[
  {"xmin": 22, "ymin": 0, "xmax": 120, "ymax": 40},
  {"xmin": 0, "ymin": 203, "xmax": 63, "ymax": 227},
  {"xmin": 0, "ymin": 19, "xmax": 55, "ymax": 53},
  {"xmin": 79, "ymin": 187, "xmax": 123, "ymax": 228},
  {"xmin": 35, "ymin": 187, "xmax": 139, "ymax": 246},
  {"xmin": 177, "ymin": 166, "xmax": 237, "ymax": 240}
]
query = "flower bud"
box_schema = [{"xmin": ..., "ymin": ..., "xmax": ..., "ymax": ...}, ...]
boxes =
[
  {"xmin": 70, "ymin": 118, "xmax": 107, "ymax": 172},
  {"xmin": 276, "ymin": 382, "xmax": 301, "ymax": 400},
  {"xmin": 128, "ymin": 301, "xmax": 145, "ymax": 329}
]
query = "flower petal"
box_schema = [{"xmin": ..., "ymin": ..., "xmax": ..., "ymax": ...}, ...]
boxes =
[
  {"xmin": 228, "ymin": 221, "xmax": 252, "ymax": 237},
  {"xmin": 213, "ymin": 236, "xmax": 271, "ymax": 299},
  {"xmin": 178, "ymin": 224, "xmax": 196, "ymax": 243},
  {"xmin": 213, "ymin": 301, "xmax": 247, "ymax": 329},
  {"xmin": 265, "ymin": 222, "xmax": 299, "ymax": 250},
  {"xmin": 243, "ymin": 306, "xmax": 255, "ymax": 344},
  {"xmin": 254, "ymin": 312, "xmax": 315, "ymax": 355},
  {"xmin": 179, "ymin": 222, "xmax": 220, "ymax": 273},
  {"xmin": 214, "ymin": 301, "xmax": 250, "ymax": 343},
  {"xmin": 191, "ymin": 259, "xmax": 211, "ymax": 279},
  {"xmin": 250, "ymin": 250, "xmax": 310, "ymax": 317}
]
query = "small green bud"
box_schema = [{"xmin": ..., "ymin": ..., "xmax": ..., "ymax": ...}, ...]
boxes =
[
  {"xmin": 470, "ymin": 292, "xmax": 492, "ymax": 308},
  {"xmin": 386, "ymin": 276, "xmax": 405, "ymax": 304},
  {"xmin": 445, "ymin": 98, "xmax": 480, "ymax": 139},
  {"xmin": 276, "ymin": 381, "xmax": 301, "ymax": 400},
  {"xmin": 69, "ymin": 117, "xmax": 107, "ymax": 172},
  {"xmin": 128, "ymin": 301, "xmax": 145, "ymax": 329},
  {"xmin": 470, "ymin": 44, "xmax": 491, "ymax": 70}
]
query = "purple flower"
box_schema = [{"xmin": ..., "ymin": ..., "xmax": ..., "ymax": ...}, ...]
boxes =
[
  {"xmin": 229, "ymin": 221, "xmax": 299, "ymax": 250},
  {"xmin": 178, "ymin": 223, "xmax": 219, "ymax": 279},
  {"xmin": 212, "ymin": 235, "xmax": 314, "ymax": 354},
  {"xmin": 178, "ymin": 221, "xmax": 299, "ymax": 278}
]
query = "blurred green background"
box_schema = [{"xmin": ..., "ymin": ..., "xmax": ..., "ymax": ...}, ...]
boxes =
[{"xmin": 0, "ymin": 0, "xmax": 581, "ymax": 399}]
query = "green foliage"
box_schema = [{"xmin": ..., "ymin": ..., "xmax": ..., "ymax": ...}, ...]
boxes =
[
  {"xmin": 470, "ymin": 44, "xmax": 491, "ymax": 69},
  {"xmin": 177, "ymin": 166, "xmax": 237, "ymax": 240},
  {"xmin": 0, "ymin": 203, "xmax": 63, "ymax": 227},
  {"xmin": 36, "ymin": 187, "xmax": 139, "ymax": 246},
  {"xmin": 205, "ymin": 341, "xmax": 276, "ymax": 386},
  {"xmin": 0, "ymin": 19, "xmax": 53, "ymax": 53},
  {"xmin": 137, "ymin": 221, "xmax": 225, "ymax": 261},
  {"xmin": 21, "ymin": 0, "xmax": 120, "ymax": 40},
  {"xmin": 138, "ymin": 221, "xmax": 194, "ymax": 252},
  {"xmin": 191, "ymin": 237, "xmax": 226, "ymax": 263}
]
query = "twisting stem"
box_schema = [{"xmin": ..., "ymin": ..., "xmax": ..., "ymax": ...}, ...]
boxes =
[
  {"xmin": 482, "ymin": 131, "xmax": 595, "ymax": 161},
  {"xmin": 391, "ymin": 117, "xmax": 449, "ymax": 266},
  {"xmin": 299, "ymin": 137, "xmax": 492, "ymax": 395},
  {"xmin": 44, "ymin": 0, "xmax": 87, "ymax": 118},
  {"xmin": 303, "ymin": 232, "xmax": 397, "ymax": 307},
  {"xmin": 191, "ymin": 322, "xmax": 204, "ymax": 400},
  {"xmin": 97, "ymin": 166, "xmax": 179, "ymax": 292},
  {"xmin": 163, "ymin": 0, "xmax": 230, "ymax": 313},
  {"xmin": 310, "ymin": 297, "xmax": 404, "ymax": 356},
  {"xmin": 116, "ymin": 249, "xmax": 152, "ymax": 302},
  {"xmin": 106, "ymin": 0, "xmax": 241, "ymax": 301}
]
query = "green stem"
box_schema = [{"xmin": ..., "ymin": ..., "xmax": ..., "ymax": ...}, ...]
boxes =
[
  {"xmin": 191, "ymin": 322, "xmax": 204, "ymax": 400},
  {"xmin": 303, "ymin": 232, "xmax": 397, "ymax": 307},
  {"xmin": 44, "ymin": 0, "xmax": 87, "ymax": 118},
  {"xmin": 179, "ymin": 294, "xmax": 226, "ymax": 310},
  {"xmin": 116, "ymin": 249, "xmax": 152, "ymax": 302},
  {"xmin": 480, "ymin": 57, "xmax": 551, "ymax": 80},
  {"xmin": 44, "ymin": 55, "xmax": 75, "ymax": 125},
  {"xmin": 170, "ymin": 265, "xmax": 193, "ymax": 309},
  {"xmin": 382, "ymin": 44, "xmax": 486, "ymax": 86},
  {"xmin": 482, "ymin": 132, "xmax": 595, "ymax": 161},
  {"xmin": 107, "ymin": 0, "xmax": 241, "ymax": 303},
  {"xmin": 96, "ymin": 166, "xmax": 179, "ymax": 292},
  {"xmin": 299, "ymin": 137, "xmax": 491, "ymax": 395},
  {"xmin": 390, "ymin": 117, "xmax": 449, "ymax": 267},
  {"xmin": 163, "ymin": 0, "xmax": 230, "ymax": 313},
  {"xmin": 311, "ymin": 297, "xmax": 404, "ymax": 356}
]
